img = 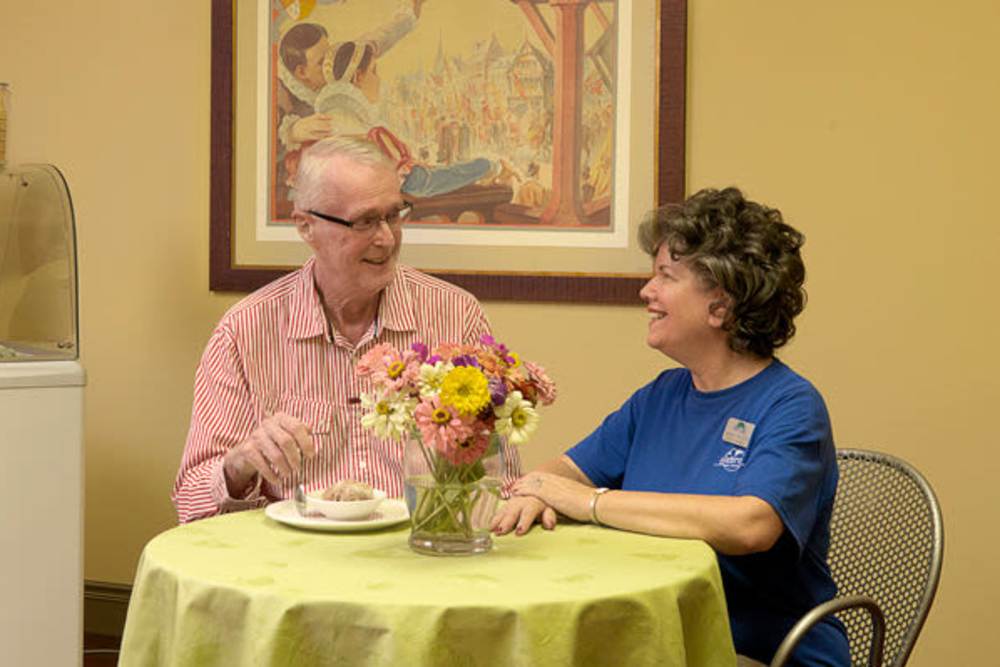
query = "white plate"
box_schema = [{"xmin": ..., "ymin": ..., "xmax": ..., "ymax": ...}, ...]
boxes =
[{"xmin": 265, "ymin": 498, "xmax": 410, "ymax": 532}]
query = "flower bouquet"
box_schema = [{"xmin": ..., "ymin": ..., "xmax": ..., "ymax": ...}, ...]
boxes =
[{"xmin": 356, "ymin": 335, "xmax": 556, "ymax": 555}]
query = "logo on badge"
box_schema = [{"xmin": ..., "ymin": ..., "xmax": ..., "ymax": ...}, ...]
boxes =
[
  {"xmin": 715, "ymin": 447, "xmax": 746, "ymax": 472},
  {"xmin": 722, "ymin": 417, "xmax": 756, "ymax": 448}
]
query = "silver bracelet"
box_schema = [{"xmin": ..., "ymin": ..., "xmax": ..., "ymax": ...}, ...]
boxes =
[{"xmin": 589, "ymin": 487, "xmax": 610, "ymax": 525}]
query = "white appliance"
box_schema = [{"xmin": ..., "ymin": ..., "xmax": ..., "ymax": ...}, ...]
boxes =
[{"xmin": 0, "ymin": 164, "xmax": 84, "ymax": 665}]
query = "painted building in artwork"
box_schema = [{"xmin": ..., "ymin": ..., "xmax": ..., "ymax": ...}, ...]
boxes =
[{"xmin": 506, "ymin": 39, "xmax": 553, "ymax": 115}]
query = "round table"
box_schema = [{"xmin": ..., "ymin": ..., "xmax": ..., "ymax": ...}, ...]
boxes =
[{"xmin": 120, "ymin": 508, "xmax": 735, "ymax": 666}]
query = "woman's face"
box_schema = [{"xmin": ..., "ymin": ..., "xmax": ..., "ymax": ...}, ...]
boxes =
[{"xmin": 639, "ymin": 244, "xmax": 726, "ymax": 361}]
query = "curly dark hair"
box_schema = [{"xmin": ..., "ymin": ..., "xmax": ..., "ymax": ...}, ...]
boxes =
[{"xmin": 637, "ymin": 187, "xmax": 807, "ymax": 358}]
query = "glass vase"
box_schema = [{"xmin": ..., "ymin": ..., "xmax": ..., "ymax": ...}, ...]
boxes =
[{"xmin": 403, "ymin": 433, "xmax": 504, "ymax": 556}]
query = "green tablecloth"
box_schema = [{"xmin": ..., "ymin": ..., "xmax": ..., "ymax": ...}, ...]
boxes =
[{"xmin": 120, "ymin": 508, "xmax": 735, "ymax": 666}]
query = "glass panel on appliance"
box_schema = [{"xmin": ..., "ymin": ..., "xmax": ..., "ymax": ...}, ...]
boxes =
[{"xmin": 0, "ymin": 164, "xmax": 78, "ymax": 361}]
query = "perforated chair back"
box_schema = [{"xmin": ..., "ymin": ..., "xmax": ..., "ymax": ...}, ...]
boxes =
[{"xmin": 827, "ymin": 449, "xmax": 943, "ymax": 667}]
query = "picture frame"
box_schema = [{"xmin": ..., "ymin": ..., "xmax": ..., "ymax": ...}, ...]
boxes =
[{"xmin": 210, "ymin": 0, "xmax": 686, "ymax": 303}]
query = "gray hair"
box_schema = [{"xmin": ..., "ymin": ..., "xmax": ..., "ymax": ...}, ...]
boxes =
[{"xmin": 293, "ymin": 136, "xmax": 395, "ymax": 211}]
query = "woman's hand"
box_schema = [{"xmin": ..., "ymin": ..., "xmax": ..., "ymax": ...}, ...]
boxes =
[
  {"xmin": 491, "ymin": 496, "xmax": 557, "ymax": 536},
  {"xmin": 511, "ymin": 472, "xmax": 594, "ymax": 522}
]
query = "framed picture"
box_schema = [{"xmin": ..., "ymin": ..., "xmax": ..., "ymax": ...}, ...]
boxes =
[{"xmin": 210, "ymin": 0, "xmax": 686, "ymax": 303}]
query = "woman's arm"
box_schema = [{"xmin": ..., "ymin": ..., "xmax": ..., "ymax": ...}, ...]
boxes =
[
  {"xmin": 590, "ymin": 490, "xmax": 783, "ymax": 555},
  {"xmin": 490, "ymin": 455, "xmax": 589, "ymax": 535},
  {"xmin": 512, "ymin": 469, "xmax": 784, "ymax": 556}
]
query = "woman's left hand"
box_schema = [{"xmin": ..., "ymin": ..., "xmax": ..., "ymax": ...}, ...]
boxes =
[{"xmin": 511, "ymin": 472, "xmax": 594, "ymax": 522}]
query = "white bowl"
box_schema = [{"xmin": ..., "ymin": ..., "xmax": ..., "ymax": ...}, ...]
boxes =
[{"xmin": 307, "ymin": 488, "xmax": 387, "ymax": 520}]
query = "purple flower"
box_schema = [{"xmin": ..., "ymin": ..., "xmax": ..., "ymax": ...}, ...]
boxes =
[
  {"xmin": 480, "ymin": 333, "xmax": 509, "ymax": 356},
  {"xmin": 410, "ymin": 342, "xmax": 429, "ymax": 362},
  {"xmin": 427, "ymin": 354, "xmax": 442, "ymax": 365},
  {"xmin": 489, "ymin": 377, "xmax": 508, "ymax": 406},
  {"xmin": 452, "ymin": 354, "xmax": 481, "ymax": 368}
]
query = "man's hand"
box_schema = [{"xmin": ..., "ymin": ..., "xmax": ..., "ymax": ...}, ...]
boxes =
[
  {"xmin": 491, "ymin": 495, "xmax": 557, "ymax": 536},
  {"xmin": 511, "ymin": 472, "xmax": 594, "ymax": 522},
  {"xmin": 289, "ymin": 113, "xmax": 333, "ymax": 144},
  {"xmin": 223, "ymin": 412, "xmax": 315, "ymax": 495}
]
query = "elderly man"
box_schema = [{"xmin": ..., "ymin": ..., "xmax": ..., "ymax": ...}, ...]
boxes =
[{"xmin": 173, "ymin": 136, "xmax": 520, "ymax": 523}]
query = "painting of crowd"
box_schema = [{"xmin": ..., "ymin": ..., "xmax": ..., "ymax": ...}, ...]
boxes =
[
  {"xmin": 270, "ymin": 0, "xmax": 617, "ymax": 228},
  {"xmin": 378, "ymin": 34, "xmax": 615, "ymax": 222}
]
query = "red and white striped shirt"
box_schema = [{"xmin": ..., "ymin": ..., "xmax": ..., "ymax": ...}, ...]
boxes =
[{"xmin": 172, "ymin": 258, "xmax": 522, "ymax": 523}]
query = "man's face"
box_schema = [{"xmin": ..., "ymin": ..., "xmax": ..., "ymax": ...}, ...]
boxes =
[
  {"xmin": 296, "ymin": 37, "xmax": 329, "ymax": 92},
  {"xmin": 297, "ymin": 157, "xmax": 404, "ymax": 299}
]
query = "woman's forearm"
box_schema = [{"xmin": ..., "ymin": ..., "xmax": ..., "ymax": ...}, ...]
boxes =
[
  {"xmin": 592, "ymin": 491, "xmax": 783, "ymax": 556},
  {"xmin": 537, "ymin": 454, "xmax": 592, "ymax": 483},
  {"xmin": 511, "ymin": 458, "xmax": 781, "ymax": 555}
]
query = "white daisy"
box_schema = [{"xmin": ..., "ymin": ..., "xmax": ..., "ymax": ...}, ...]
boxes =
[
  {"xmin": 417, "ymin": 361, "xmax": 450, "ymax": 398},
  {"xmin": 494, "ymin": 390, "xmax": 540, "ymax": 445},
  {"xmin": 360, "ymin": 390, "xmax": 417, "ymax": 441}
]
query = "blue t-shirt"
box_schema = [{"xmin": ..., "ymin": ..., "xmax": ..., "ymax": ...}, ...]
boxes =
[{"xmin": 567, "ymin": 360, "xmax": 850, "ymax": 667}]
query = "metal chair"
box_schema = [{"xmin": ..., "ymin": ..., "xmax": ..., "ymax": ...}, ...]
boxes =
[{"xmin": 771, "ymin": 449, "xmax": 944, "ymax": 667}]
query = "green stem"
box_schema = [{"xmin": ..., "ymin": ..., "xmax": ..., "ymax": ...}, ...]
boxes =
[
  {"xmin": 412, "ymin": 483, "xmax": 464, "ymax": 533},
  {"xmin": 461, "ymin": 488, "xmax": 473, "ymax": 537},
  {"xmin": 408, "ymin": 435, "xmax": 497, "ymax": 537},
  {"xmin": 410, "ymin": 437, "xmax": 443, "ymax": 524},
  {"xmin": 413, "ymin": 487, "xmax": 449, "ymax": 524},
  {"xmin": 411, "ymin": 480, "xmax": 432, "ymax": 523}
]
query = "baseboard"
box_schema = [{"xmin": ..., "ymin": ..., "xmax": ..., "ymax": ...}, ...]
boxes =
[{"xmin": 84, "ymin": 580, "xmax": 132, "ymax": 637}]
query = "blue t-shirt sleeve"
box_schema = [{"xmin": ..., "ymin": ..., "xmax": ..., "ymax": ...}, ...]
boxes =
[
  {"xmin": 566, "ymin": 381, "xmax": 654, "ymax": 488},
  {"xmin": 734, "ymin": 387, "xmax": 835, "ymax": 556}
]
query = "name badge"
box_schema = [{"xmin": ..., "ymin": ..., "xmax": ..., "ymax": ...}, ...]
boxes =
[{"xmin": 722, "ymin": 417, "xmax": 756, "ymax": 448}]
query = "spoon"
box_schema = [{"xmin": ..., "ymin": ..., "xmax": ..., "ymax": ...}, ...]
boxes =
[{"xmin": 293, "ymin": 450, "xmax": 308, "ymax": 516}]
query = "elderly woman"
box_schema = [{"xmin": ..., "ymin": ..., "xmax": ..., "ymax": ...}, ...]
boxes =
[{"xmin": 492, "ymin": 187, "xmax": 849, "ymax": 667}]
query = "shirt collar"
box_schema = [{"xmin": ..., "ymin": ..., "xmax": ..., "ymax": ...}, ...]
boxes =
[
  {"xmin": 287, "ymin": 257, "xmax": 329, "ymax": 340},
  {"xmin": 378, "ymin": 265, "xmax": 418, "ymax": 334},
  {"xmin": 286, "ymin": 258, "xmax": 418, "ymax": 340}
]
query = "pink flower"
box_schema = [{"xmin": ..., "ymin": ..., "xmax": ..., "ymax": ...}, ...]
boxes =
[
  {"xmin": 358, "ymin": 344, "xmax": 420, "ymax": 392},
  {"xmin": 438, "ymin": 429, "xmax": 491, "ymax": 466},
  {"xmin": 356, "ymin": 343, "xmax": 397, "ymax": 378},
  {"xmin": 415, "ymin": 397, "xmax": 474, "ymax": 453},
  {"xmin": 397, "ymin": 348, "xmax": 423, "ymax": 385},
  {"xmin": 524, "ymin": 361, "xmax": 558, "ymax": 406}
]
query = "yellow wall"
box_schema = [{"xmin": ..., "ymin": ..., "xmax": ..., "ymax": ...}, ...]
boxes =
[{"xmin": 2, "ymin": 1, "xmax": 998, "ymax": 664}]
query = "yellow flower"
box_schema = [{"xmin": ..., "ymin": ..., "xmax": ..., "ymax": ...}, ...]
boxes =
[{"xmin": 439, "ymin": 366, "xmax": 490, "ymax": 416}]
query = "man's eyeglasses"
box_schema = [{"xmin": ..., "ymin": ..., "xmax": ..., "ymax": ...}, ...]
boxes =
[{"xmin": 306, "ymin": 204, "xmax": 413, "ymax": 233}]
